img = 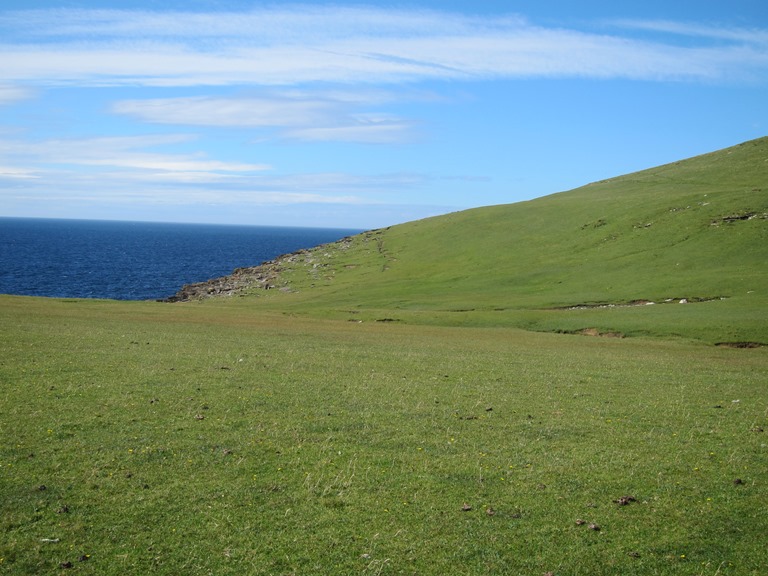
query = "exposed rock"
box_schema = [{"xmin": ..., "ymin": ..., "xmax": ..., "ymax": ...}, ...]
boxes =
[
  {"xmin": 161, "ymin": 261, "xmax": 283, "ymax": 302},
  {"xmin": 715, "ymin": 341, "xmax": 765, "ymax": 349},
  {"xmin": 162, "ymin": 236, "xmax": 357, "ymax": 302}
]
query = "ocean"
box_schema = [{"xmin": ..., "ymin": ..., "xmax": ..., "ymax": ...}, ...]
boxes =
[{"xmin": 0, "ymin": 218, "xmax": 363, "ymax": 301}]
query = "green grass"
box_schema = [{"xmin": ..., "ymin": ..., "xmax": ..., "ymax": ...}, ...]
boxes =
[
  {"xmin": 1, "ymin": 296, "xmax": 767, "ymax": 575},
  {"xmin": 2, "ymin": 138, "xmax": 767, "ymax": 574},
  {"xmin": 218, "ymin": 137, "xmax": 768, "ymax": 345}
]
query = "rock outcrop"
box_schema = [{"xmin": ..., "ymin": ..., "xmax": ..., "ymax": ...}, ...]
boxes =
[
  {"xmin": 162, "ymin": 234, "xmax": 359, "ymax": 302},
  {"xmin": 161, "ymin": 258, "xmax": 285, "ymax": 302}
]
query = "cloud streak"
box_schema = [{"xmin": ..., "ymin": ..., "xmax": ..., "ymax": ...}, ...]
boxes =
[
  {"xmin": 608, "ymin": 18, "xmax": 768, "ymax": 45},
  {"xmin": 0, "ymin": 133, "xmax": 431, "ymax": 210},
  {"xmin": 0, "ymin": 134, "xmax": 270, "ymax": 173},
  {"xmin": 111, "ymin": 91, "xmax": 417, "ymax": 143},
  {"xmin": 0, "ymin": 84, "xmax": 35, "ymax": 105},
  {"xmin": 1, "ymin": 7, "xmax": 766, "ymax": 87}
]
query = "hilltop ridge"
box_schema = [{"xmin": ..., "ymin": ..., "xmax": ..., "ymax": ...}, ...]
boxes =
[{"xmin": 168, "ymin": 137, "xmax": 768, "ymax": 344}]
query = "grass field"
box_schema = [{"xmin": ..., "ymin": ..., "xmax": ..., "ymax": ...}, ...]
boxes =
[
  {"xmin": 1, "ymin": 296, "xmax": 766, "ymax": 575},
  {"xmin": 177, "ymin": 137, "xmax": 768, "ymax": 346},
  {"xmin": 2, "ymin": 137, "xmax": 767, "ymax": 575}
]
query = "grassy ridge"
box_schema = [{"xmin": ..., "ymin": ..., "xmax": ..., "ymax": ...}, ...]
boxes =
[
  {"xmin": 235, "ymin": 137, "xmax": 768, "ymax": 344},
  {"xmin": 1, "ymin": 296, "xmax": 766, "ymax": 575}
]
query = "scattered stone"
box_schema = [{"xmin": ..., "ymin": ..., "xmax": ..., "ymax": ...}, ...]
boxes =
[{"xmin": 715, "ymin": 341, "xmax": 766, "ymax": 349}]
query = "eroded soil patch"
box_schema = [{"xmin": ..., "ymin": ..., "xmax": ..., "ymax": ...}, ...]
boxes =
[
  {"xmin": 710, "ymin": 211, "xmax": 767, "ymax": 225},
  {"xmin": 715, "ymin": 341, "xmax": 766, "ymax": 349},
  {"xmin": 558, "ymin": 328, "xmax": 625, "ymax": 338}
]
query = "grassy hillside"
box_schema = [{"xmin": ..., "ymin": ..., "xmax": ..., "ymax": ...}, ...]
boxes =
[
  {"xmin": 2, "ymin": 138, "xmax": 767, "ymax": 575},
  {"xmin": 206, "ymin": 137, "xmax": 768, "ymax": 344}
]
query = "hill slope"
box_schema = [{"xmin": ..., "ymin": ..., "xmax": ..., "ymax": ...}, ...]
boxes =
[{"xmin": 175, "ymin": 137, "xmax": 768, "ymax": 343}]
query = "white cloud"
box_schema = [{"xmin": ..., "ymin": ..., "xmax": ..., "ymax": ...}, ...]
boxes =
[
  {"xmin": 0, "ymin": 132, "xmax": 430, "ymax": 209},
  {"xmin": 283, "ymin": 119, "xmax": 413, "ymax": 144},
  {"xmin": 0, "ymin": 7, "xmax": 765, "ymax": 86},
  {"xmin": 113, "ymin": 96, "xmax": 330, "ymax": 127},
  {"xmin": 111, "ymin": 91, "xmax": 417, "ymax": 143},
  {"xmin": 0, "ymin": 7, "xmax": 524, "ymax": 42},
  {"xmin": 608, "ymin": 19, "xmax": 768, "ymax": 45},
  {"xmin": 0, "ymin": 165, "xmax": 38, "ymax": 178},
  {"xmin": 0, "ymin": 134, "xmax": 270, "ymax": 173},
  {"xmin": 0, "ymin": 84, "xmax": 35, "ymax": 105}
]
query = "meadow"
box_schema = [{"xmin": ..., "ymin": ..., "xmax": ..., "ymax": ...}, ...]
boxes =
[
  {"xmin": 1, "ymin": 137, "xmax": 766, "ymax": 575},
  {"xmin": 1, "ymin": 296, "xmax": 766, "ymax": 575}
]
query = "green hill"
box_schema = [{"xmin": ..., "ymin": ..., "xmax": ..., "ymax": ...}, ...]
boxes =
[
  {"xmin": 2, "ymin": 138, "xmax": 767, "ymax": 575},
  {"xmin": 178, "ymin": 137, "xmax": 768, "ymax": 344}
]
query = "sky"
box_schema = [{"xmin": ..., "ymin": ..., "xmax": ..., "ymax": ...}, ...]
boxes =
[{"xmin": 0, "ymin": 1, "xmax": 766, "ymax": 230}]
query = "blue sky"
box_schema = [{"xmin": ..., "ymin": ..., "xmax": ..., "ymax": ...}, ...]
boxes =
[{"xmin": 1, "ymin": 1, "xmax": 766, "ymax": 229}]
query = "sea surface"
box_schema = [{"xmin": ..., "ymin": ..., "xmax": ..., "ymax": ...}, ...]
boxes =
[{"xmin": 0, "ymin": 218, "xmax": 362, "ymax": 301}]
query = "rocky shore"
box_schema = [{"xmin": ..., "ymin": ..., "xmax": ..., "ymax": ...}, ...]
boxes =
[
  {"xmin": 162, "ymin": 235, "xmax": 358, "ymax": 302},
  {"xmin": 161, "ymin": 258, "xmax": 287, "ymax": 302}
]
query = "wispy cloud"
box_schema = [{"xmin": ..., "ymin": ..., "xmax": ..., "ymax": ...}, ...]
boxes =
[
  {"xmin": 0, "ymin": 84, "xmax": 35, "ymax": 105},
  {"xmin": 0, "ymin": 134, "xmax": 270, "ymax": 173},
  {"xmin": 0, "ymin": 165, "xmax": 38, "ymax": 179},
  {"xmin": 111, "ymin": 91, "xmax": 417, "ymax": 143},
  {"xmin": 1, "ymin": 7, "xmax": 765, "ymax": 87},
  {"xmin": 608, "ymin": 19, "xmax": 768, "ymax": 45},
  {"xmin": 0, "ymin": 133, "xmax": 429, "ymax": 208}
]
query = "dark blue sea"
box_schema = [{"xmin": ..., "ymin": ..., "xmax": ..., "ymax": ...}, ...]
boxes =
[{"xmin": 0, "ymin": 218, "xmax": 363, "ymax": 301}]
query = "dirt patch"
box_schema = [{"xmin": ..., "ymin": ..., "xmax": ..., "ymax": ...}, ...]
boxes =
[
  {"xmin": 715, "ymin": 342, "xmax": 765, "ymax": 349},
  {"xmin": 581, "ymin": 328, "xmax": 624, "ymax": 338},
  {"xmin": 559, "ymin": 328, "xmax": 625, "ymax": 338},
  {"xmin": 711, "ymin": 211, "xmax": 767, "ymax": 226}
]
